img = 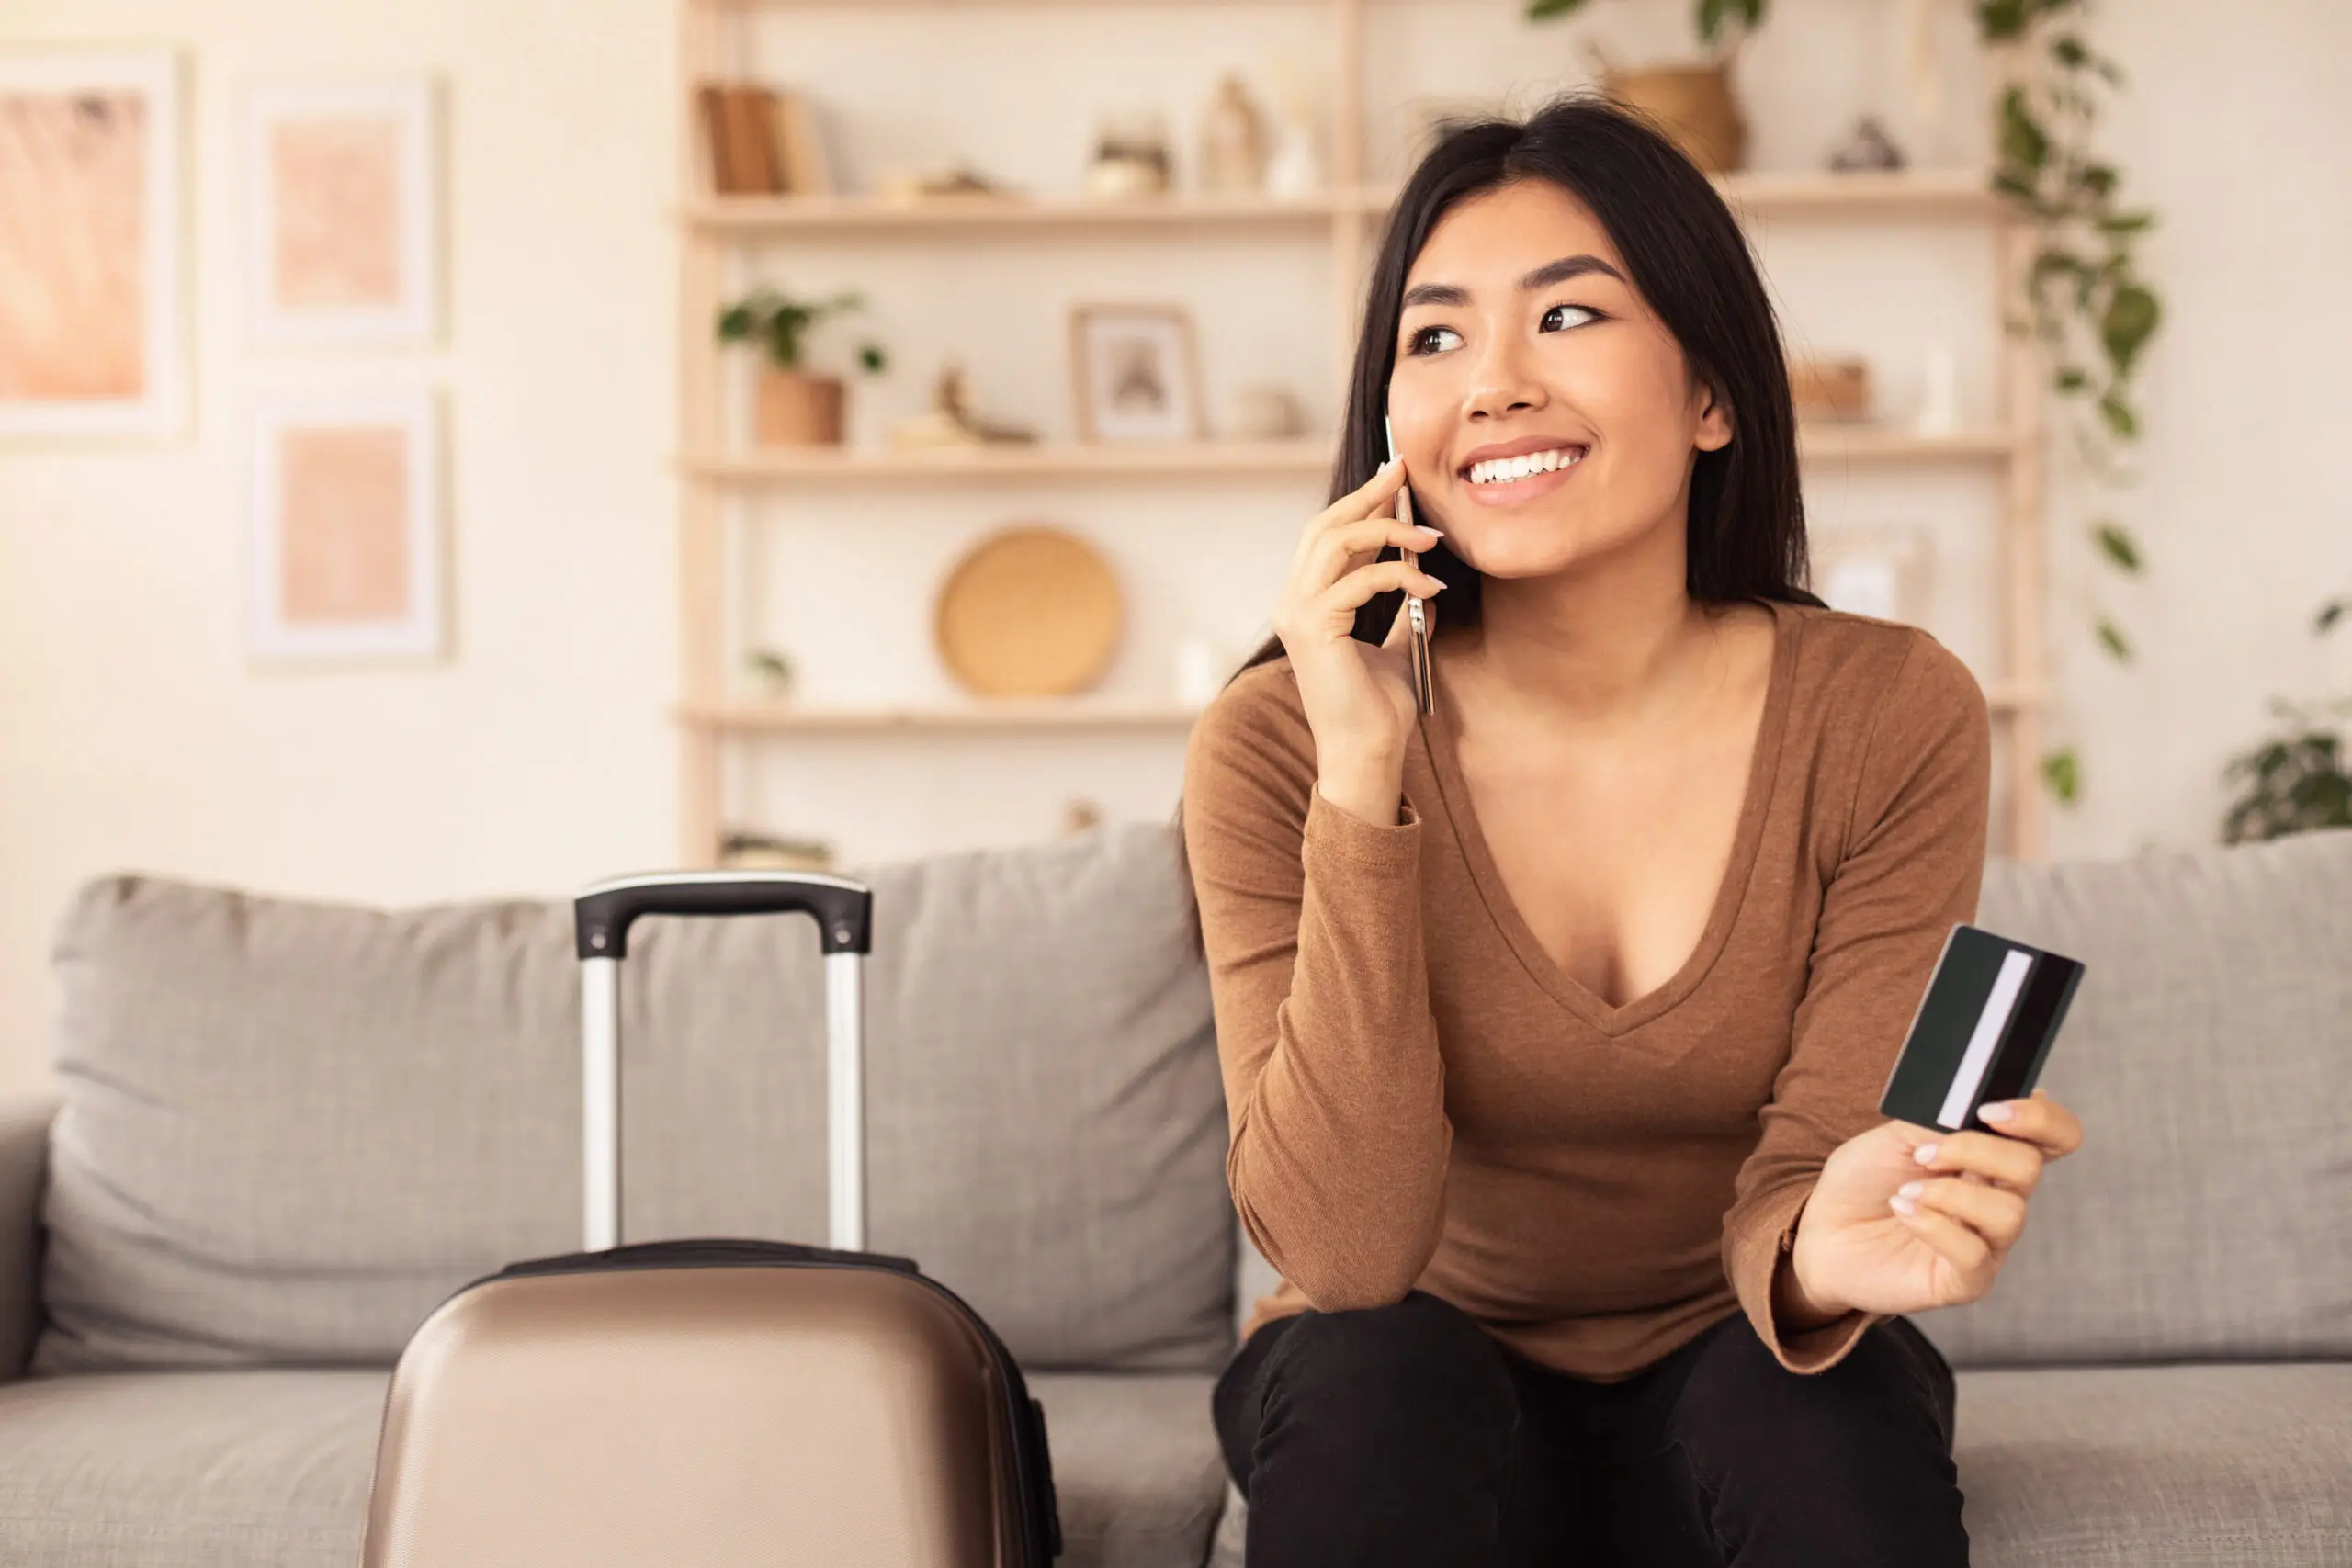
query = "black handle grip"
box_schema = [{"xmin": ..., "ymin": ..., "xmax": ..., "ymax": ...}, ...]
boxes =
[{"xmin": 573, "ymin": 872, "xmax": 873, "ymax": 960}]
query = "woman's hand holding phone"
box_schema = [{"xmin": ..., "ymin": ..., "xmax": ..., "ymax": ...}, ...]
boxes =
[{"xmin": 1271, "ymin": 457, "xmax": 1447, "ymax": 828}]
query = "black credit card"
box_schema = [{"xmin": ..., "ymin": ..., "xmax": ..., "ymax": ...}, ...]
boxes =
[{"xmin": 1878, "ymin": 924, "xmax": 2086, "ymax": 1134}]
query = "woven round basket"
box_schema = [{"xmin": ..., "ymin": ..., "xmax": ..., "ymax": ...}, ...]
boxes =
[{"xmin": 933, "ymin": 525, "xmax": 1124, "ymax": 697}]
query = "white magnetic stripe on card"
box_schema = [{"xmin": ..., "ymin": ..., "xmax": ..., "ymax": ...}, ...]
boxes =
[{"xmin": 1937, "ymin": 948, "xmax": 2034, "ymax": 1129}]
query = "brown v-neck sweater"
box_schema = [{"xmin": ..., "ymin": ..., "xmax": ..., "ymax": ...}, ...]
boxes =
[{"xmin": 1179, "ymin": 596, "xmax": 1993, "ymax": 1382}]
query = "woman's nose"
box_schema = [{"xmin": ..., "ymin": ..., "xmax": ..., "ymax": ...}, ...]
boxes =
[{"xmin": 1462, "ymin": 334, "xmax": 1548, "ymax": 421}]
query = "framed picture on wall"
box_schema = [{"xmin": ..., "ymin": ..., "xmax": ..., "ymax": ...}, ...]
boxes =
[
  {"xmin": 1069, "ymin": 302, "xmax": 1204, "ymax": 443},
  {"xmin": 247, "ymin": 391, "xmax": 445, "ymax": 661},
  {"xmin": 246, "ymin": 80, "xmax": 437, "ymax": 344},
  {"xmin": 0, "ymin": 50, "xmax": 184, "ymax": 437}
]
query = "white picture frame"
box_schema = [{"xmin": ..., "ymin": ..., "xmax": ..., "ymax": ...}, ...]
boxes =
[
  {"xmin": 247, "ymin": 391, "xmax": 445, "ymax": 661},
  {"xmin": 0, "ymin": 50, "xmax": 184, "ymax": 437},
  {"xmin": 246, "ymin": 80, "xmax": 437, "ymax": 345},
  {"xmin": 1070, "ymin": 302, "xmax": 1204, "ymax": 443}
]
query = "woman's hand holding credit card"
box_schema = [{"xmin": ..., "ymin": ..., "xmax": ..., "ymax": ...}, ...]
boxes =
[
  {"xmin": 1771, "ymin": 926, "xmax": 2089, "ymax": 1332},
  {"xmin": 1270, "ymin": 452, "xmax": 1447, "ymax": 829}
]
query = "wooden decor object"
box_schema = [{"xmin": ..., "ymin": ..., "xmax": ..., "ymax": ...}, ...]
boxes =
[
  {"xmin": 1788, "ymin": 355, "xmax": 1872, "ymax": 423},
  {"xmin": 1600, "ymin": 62, "xmax": 1746, "ymax": 175},
  {"xmin": 933, "ymin": 525, "xmax": 1123, "ymax": 697}
]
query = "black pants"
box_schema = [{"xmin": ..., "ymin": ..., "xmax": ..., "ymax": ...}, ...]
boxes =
[{"xmin": 1212, "ymin": 1290, "xmax": 1965, "ymax": 1567}]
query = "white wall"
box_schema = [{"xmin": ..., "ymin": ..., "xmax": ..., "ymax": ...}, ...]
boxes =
[
  {"xmin": 3, "ymin": 0, "xmax": 2346, "ymax": 1093},
  {"xmin": 0, "ymin": 0, "xmax": 679, "ymax": 1089}
]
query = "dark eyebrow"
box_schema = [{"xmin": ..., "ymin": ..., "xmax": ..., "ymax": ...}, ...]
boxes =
[{"xmin": 1399, "ymin": 254, "xmax": 1626, "ymax": 310}]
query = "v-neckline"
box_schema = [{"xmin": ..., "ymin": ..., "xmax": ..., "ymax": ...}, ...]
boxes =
[{"xmin": 1417, "ymin": 595, "xmax": 1800, "ymax": 1038}]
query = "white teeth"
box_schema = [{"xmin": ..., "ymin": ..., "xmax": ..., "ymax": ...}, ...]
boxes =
[{"xmin": 1466, "ymin": 446, "xmax": 1584, "ymax": 486}]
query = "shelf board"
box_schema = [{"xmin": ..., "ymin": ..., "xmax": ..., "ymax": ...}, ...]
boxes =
[
  {"xmin": 684, "ymin": 682, "xmax": 2038, "ymax": 736},
  {"xmin": 1798, "ymin": 425, "xmax": 2018, "ymax": 460},
  {"xmin": 683, "ymin": 170, "xmax": 2003, "ymax": 234},
  {"xmin": 680, "ymin": 427, "xmax": 2013, "ymax": 485},
  {"xmin": 683, "ymin": 189, "xmax": 1372, "ymax": 233},
  {"xmin": 1986, "ymin": 683, "xmax": 2041, "ymax": 712},
  {"xmin": 682, "ymin": 699, "xmax": 1204, "ymax": 732},
  {"xmin": 679, "ymin": 440, "xmax": 1331, "ymax": 481}
]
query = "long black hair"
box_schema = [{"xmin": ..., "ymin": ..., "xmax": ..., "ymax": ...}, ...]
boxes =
[{"xmin": 1173, "ymin": 92, "xmax": 1823, "ymax": 948}]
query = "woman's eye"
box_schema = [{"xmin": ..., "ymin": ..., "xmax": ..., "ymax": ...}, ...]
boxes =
[
  {"xmin": 1408, "ymin": 324, "xmax": 1461, "ymax": 355},
  {"xmin": 1543, "ymin": 303, "xmax": 1599, "ymax": 331}
]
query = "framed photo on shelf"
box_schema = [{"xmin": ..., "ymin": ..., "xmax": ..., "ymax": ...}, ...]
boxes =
[
  {"xmin": 246, "ymin": 80, "xmax": 437, "ymax": 344},
  {"xmin": 1069, "ymin": 302, "xmax": 1204, "ymax": 443},
  {"xmin": 247, "ymin": 390, "xmax": 445, "ymax": 661},
  {"xmin": 0, "ymin": 50, "xmax": 184, "ymax": 437}
]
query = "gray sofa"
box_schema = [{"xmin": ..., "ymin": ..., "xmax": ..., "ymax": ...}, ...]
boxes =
[{"xmin": 1, "ymin": 822, "xmax": 2346, "ymax": 1567}]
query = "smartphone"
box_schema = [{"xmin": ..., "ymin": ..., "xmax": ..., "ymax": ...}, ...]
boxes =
[
  {"xmin": 1382, "ymin": 415, "xmax": 1435, "ymax": 716},
  {"xmin": 1878, "ymin": 923, "xmax": 2085, "ymax": 1133}
]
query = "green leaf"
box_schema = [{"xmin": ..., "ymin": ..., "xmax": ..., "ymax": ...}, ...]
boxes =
[
  {"xmin": 1697, "ymin": 0, "xmax": 1732, "ymax": 41},
  {"xmin": 2096, "ymin": 210, "xmax": 2155, "ymax": 236},
  {"xmin": 2041, "ymin": 746, "xmax": 2081, "ymax": 806},
  {"xmin": 1523, "ymin": 0, "xmax": 1593, "ymax": 18},
  {"xmin": 2000, "ymin": 88, "xmax": 2051, "ymax": 172},
  {"xmin": 2102, "ymin": 282, "xmax": 2162, "ymax": 380},
  {"xmin": 1977, "ymin": 0, "xmax": 2030, "ymax": 41},
  {"xmin": 857, "ymin": 342, "xmax": 888, "ymax": 375},
  {"xmin": 2053, "ymin": 365, "xmax": 2090, "ymax": 393},
  {"xmin": 2319, "ymin": 599, "xmax": 2346, "ymax": 636},
  {"xmin": 716, "ymin": 303, "xmax": 754, "ymax": 342},
  {"xmin": 2098, "ymin": 392, "xmax": 2139, "ymax": 439},
  {"xmin": 2095, "ymin": 617, "xmax": 2132, "ymax": 661},
  {"xmin": 2092, "ymin": 521, "xmax": 2143, "ymax": 573},
  {"xmin": 2050, "ymin": 33, "xmax": 2088, "ymax": 67},
  {"xmin": 2070, "ymin": 162, "xmax": 2119, "ymax": 199}
]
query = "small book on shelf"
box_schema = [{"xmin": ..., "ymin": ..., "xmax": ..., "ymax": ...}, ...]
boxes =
[{"xmin": 696, "ymin": 80, "xmax": 834, "ymax": 197}]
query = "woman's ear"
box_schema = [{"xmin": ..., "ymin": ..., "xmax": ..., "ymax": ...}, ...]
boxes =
[{"xmin": 1693, "ymin": 377, "xmax": 1735, "ymax": 453}]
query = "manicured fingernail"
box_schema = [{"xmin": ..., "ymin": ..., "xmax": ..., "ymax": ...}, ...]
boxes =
[
  {"xmin": 1889, "ymin": 1194, "xmax": 1917, "ymax": 1215},
  {"xmin": 1381, "ymin": 457, "xmax": 1401, "ymax": 472},
  {"xmin": 1898, "ymin": 1180, "xmax": 1925, "ymax": 1199},
  {"xmin": 1416, "ymin": 525, "xmax": 1445, "ymax": 540},
  {"xmin": 1914, "ymin": 1142, "xmax": 1939, "ymax": 1165},
  {"xmin": 1979, "ymin": 1101, "xmax": 2015, "ymax": 1122}
]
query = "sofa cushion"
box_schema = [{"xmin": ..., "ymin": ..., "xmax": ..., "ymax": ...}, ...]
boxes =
[
  {"xmin": 1915, "ymin": 827, "xmax": 2352, "ymax": 1368},
  {"xmin": 0, "ymin": 1367, "xmax": 1226, "ymax": 1568},
  {"xmin": 1951, "ymin": 1361, "xmax": 2352, "ymax": 1566},
  {"xmin": 0, "ymin": 1370, "xmax": 380, "ymax": 1568},
  {"xmin": 36, "ymin": 821, "xmax": 1234, "ymax": 1375},
  {"xmin": 1202, "ymin": 1363, "xmax": 2352, "ymax": 1567}
]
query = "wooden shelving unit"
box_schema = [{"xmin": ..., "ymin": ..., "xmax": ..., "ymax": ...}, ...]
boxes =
[{"xmin": 673, "ymin": 0, "xmax": 2049, "ymax": 864}]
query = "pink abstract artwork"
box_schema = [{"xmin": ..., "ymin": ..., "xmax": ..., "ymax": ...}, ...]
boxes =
[
  {"xmin": 0, "ymin": 89, "xmax": 148, "ymax": 402},
  {"xmin": 277, "ymin": 425, "xmax": 412, "ymax": 626},
  {"xmin": 269, "ymin": 117, "xmax": 401, "ymax": 311}
]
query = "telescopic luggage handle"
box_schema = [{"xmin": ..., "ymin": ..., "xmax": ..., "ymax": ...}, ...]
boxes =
[{"xmin": 572, "ymin": 871, "xmax": 876, "ymax": 1256}]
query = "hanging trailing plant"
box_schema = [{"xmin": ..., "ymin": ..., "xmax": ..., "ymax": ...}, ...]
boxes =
[{"xmin": 1978, "ymin": 0, "xmax": 2163, "ymax": 807}]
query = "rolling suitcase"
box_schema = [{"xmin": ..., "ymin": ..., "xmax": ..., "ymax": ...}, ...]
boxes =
[{"xmin": 361, "ymin": 871, "xmax": 1062, "ymax": 1567}]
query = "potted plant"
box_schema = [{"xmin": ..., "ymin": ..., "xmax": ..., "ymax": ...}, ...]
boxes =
[
  {"xmin": 1525, "ymin": 0, "xmax": 1766, "ymax": 175},
  {"xmin": 717, "ymin": 287, "xmax": 888, "ymax": 447},
  {"xmin": 2220, "ymin": 592, "xmax": 2351, "ymax": 843}
]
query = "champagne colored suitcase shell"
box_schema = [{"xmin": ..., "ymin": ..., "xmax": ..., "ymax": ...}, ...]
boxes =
[{"xmin": 360, "ymin": 872, "xmax": 1061, "ymax": 1568}]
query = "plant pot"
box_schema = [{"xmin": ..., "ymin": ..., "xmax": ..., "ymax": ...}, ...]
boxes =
[
  {"xmin": 1601, "ymin": 62, "xmax": 1747, "ymax": 176},
  {"xmin": 755, "ymin": 367, "xmax": 846, "ymax": 446}
]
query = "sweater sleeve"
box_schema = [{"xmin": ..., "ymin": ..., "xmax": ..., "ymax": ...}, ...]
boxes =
[
  {"xmin": 1180, "ymin": 671, "xmax": 1452, "ymax": 1311},
  {"xmin": 1723, "ymin": 629, "xmax": 1993, "ymax": 1374}
]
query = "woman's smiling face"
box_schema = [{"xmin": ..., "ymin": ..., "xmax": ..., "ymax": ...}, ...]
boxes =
[{"xmin": 1388, "ymin": 177, "xmax": 1733, "ymax": 581}]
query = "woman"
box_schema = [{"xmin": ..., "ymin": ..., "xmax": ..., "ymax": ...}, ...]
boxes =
[{"xmin": 1176, "ymin": 95, "xmax": 2086, "ymax": 1566}]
